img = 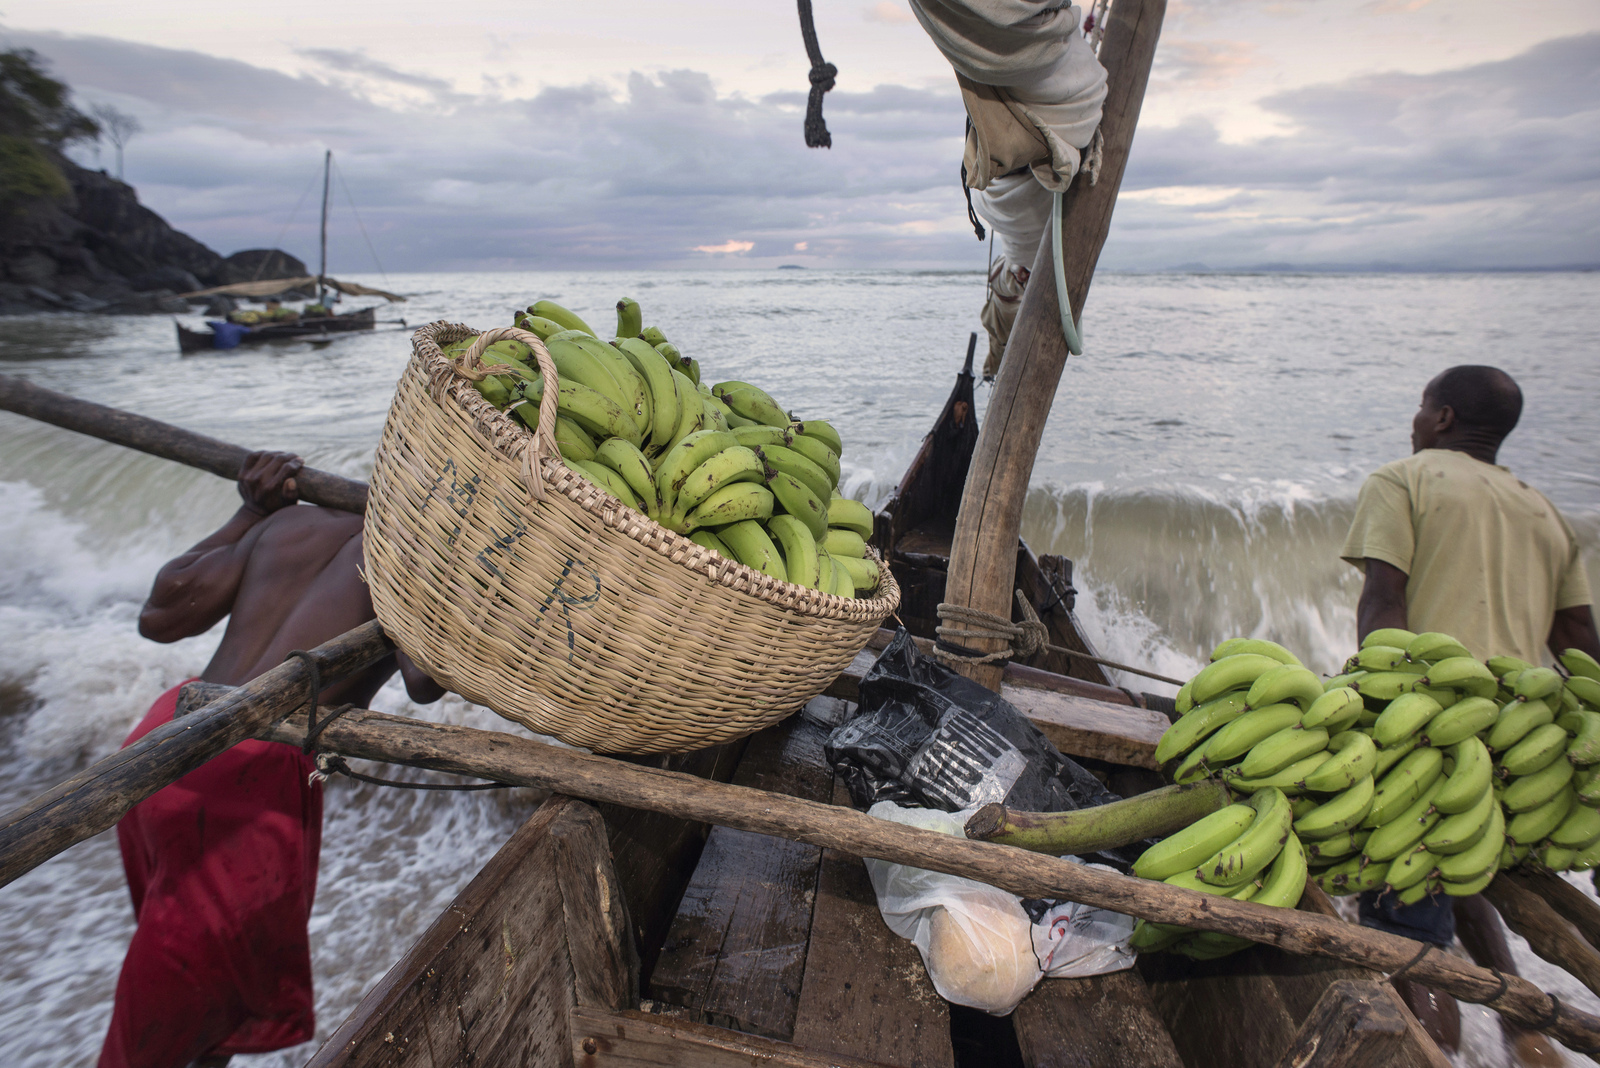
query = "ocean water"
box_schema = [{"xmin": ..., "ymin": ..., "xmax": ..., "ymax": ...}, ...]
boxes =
[{"xmin": 0, "ymin": 269, "xmax": 1596, "ymax": 1065}]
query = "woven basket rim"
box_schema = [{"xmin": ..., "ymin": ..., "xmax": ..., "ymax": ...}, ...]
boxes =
[{"xmin": 412, "ymin": 319, "xmax": 899, "ymax": 623}]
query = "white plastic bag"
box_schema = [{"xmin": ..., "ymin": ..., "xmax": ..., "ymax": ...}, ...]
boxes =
[{"xmin": 864, "ymin": 802, "xmax": 1135, "ymax": 1015}]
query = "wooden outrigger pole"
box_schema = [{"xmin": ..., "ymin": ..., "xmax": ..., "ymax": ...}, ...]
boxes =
[{"xmin": 944, "ymin": 0, "xmax": 1165, "ymax": 690}]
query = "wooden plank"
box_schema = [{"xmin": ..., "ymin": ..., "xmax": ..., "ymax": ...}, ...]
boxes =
[
  {"xmin": 0, "ymin": 618, "xmax": 392, "ymax": 890},
  {"xmin": 648, "ymin": 718, "xmax": 835, "ymax": 1039},
  {"xmin": 790, "ymin": 780, "xmax": 954, "ymax": 1068},
  {"xmin": 1011, "ymin": 969, "xmax": 1182, "ymax": 1068},
  {"xmin": 309, "ymin": 797, "xmax": 581, "ymax": 1067},
  {"xmin": 942, "ymin": 0, "xmax": 1168, "ymax": 690},
  {"xmin": 1503, "ymin": 865, "xmax": 1600, "ymax": 952},
  {"xmin": 552, "ymin": 801, "xmax": 639, "ymax": 1012},
  {"xmin": 0, "ymin": 373, "xmax": 369, "ymax": 512},
  {"xmin": 1485, "ymin": 872, "xmax": 1600, "ymax": 1000},
  {"xmin": 1269, "ymin": 980, "xmax": 1408, "ymax": 1068},
  {"xmin": 1003, "ymin": 687, "xmax": 1165, "ymax": 770},
  {"xmin": 262, "ymin": 707, "xmax": 1600, "ymax": 1052},
  {"xmin": 571, "ymin": 1006, "xmax": 903, "ymax": 1068}
]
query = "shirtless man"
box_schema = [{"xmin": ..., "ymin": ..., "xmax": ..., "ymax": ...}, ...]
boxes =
[{"xmin": 99, "ymin": 451, "xmax": 442, "ymax": 1068}]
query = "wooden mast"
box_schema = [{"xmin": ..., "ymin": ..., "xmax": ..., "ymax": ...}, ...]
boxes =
[
  {"xmin": 318, "ymin": 148, "xmax": 332, "ymax": 307},
  {"xmin": 944, "ymin": 0, "xmax": 1166, "ymax": 688}
]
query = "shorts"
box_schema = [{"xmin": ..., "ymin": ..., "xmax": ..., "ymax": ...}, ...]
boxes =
[{"xmin": 1358, "ymin": 889, "xmax": 1456, "ymax": 947}]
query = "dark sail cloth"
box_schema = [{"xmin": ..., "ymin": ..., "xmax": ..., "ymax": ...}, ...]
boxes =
[{"xmin": 99, "ymin": 680, "xmax": 323, "ymax": 1068}]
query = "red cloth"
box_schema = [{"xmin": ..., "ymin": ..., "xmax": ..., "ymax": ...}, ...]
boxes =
[{"xmin": 99, "ymin": 680, "xmax": 323, "ymax": 1068}]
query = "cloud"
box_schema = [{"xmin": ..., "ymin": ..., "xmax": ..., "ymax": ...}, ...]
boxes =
[
  {"xmin": 693, "ymin": 240, "xmax": 756, "ymax": 254},
  {"xmin": 864, "ymin": 2, "xmax": 915, "ymax": 25},
  {"xmin": 1154, "ymin": 40, "xmax": 1263, "ymax": 89},
  {"xmin": 8, "ymin": 26, "xmax": 1598, "ymax": 271}
]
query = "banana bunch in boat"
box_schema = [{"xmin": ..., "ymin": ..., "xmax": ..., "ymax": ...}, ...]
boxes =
[
  {"xmin": 1127, "ymin": 786, "xmax": 1306, "ymax": 959},
  {"xmin": 443, "ymin": 298, "xmax": 878, "ymax": 598}
]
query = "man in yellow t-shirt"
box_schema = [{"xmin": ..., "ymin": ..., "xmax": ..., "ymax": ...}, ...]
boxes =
[{"xmin": 1341, "ymin": 364, "xmax": 1599, "ymax": 1067}]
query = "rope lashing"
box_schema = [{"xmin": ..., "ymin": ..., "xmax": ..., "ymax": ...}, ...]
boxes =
[
  {"xmin": 312, "ymin": 751, "xmax": 513, "ymax": 792},
  {"xmin": 283, "ymin": 649, "xmax": 334, "ymax": 756},
  {"xmin": 934, "ymin": 591, "xmax": 1186, "ymax": 686},
  {"xmin": 797, "ymin": 0, "xmax": 837, "ymax": 148}
]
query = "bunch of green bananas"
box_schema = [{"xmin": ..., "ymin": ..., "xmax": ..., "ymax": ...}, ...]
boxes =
[
  {"xmin": 1127, "ymin": 786, "xmax": 1307, "ymax": 959},
  {"xmin": 448, "ymin": 298, "xmax": 878, "ymax": 598}
]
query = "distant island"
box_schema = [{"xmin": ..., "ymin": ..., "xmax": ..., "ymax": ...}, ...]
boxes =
[
  {"xmin": 777, "ymin": 264, "xmax": 805, "ymax": 270},
  {"xmin": 0, "ymin": 48, "xmax": 299, "ymax": 316}
]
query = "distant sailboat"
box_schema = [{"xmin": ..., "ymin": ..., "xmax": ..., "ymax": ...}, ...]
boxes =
[{"xmin": 174, "ymin": 150, "xmax": 406, "ymax": 352}]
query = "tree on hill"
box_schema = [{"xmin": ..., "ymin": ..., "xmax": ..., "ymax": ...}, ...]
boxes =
[{"xmin": 0, "ymin": 48, "xmax": 99, "ymax": 210}]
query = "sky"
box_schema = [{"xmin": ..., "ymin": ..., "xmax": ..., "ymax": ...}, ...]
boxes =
[{"xmin": 3, "ymin": 0, "xmax": 1598, "ymax": 271}]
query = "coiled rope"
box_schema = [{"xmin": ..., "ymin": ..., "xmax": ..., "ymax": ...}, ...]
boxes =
[{"xmin": 935, "ymin": 591, "xmax": 1185, "ymax": 686}]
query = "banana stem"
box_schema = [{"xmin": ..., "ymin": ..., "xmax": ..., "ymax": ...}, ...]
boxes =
[{"xmin": 963, "ymin": 781, "xmax": 1232, "ymax": 855}]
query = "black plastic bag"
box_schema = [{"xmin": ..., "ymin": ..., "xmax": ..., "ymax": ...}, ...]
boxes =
[{"xmin": 826, "ymin": 629, "xmax": 1141, "ymax": 871}]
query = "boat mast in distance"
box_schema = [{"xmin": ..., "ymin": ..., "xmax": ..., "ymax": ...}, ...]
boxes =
[{"xmin": 318, "ymin": 149, "xmax": 332, "ymax": 308}]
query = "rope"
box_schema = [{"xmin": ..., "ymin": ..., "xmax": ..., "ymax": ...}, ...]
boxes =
[
  {"xmin": 332, "ymin": 156, "xmax": 392, "ymax": 288},
  {"xmin": 796, "ymin": 0, "xmax": 836, "ymax": 148},
  {"xmin": 934, "ymin": 592, "xmax": 1186, "ymax": 686},
  {"xmin": 312, "ymin": 751, "xmax": 514, "ymax": 792},
  {"xmin": 283, "ymin": 650, "xmax": 329, "ymax": 755},
  {"xmin": 1051, "ymin": 189, "xmax": 1084, "ymax": 356},
  {"xmin": 1386, "ymin": 941, "xmax": 1434, "ymax": 984},
  {"xmin": 1457, "ymin": 967, "xmax": 1511, "ymax": 1008}
]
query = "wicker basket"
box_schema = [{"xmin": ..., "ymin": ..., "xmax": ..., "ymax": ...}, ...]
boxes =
[{"xmin": 362, "ymin": 320, "xmax": 900, "ymax": 753}]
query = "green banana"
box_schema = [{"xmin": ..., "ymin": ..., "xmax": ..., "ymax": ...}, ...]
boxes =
[
  {"xmin": 689, "ymin": 529, "xmax": 736, "ymax": 562},
  {"xmin": 765, "ymin": 514, "xmax": 822, "ymax": 589},
  {"xmin": 1576, "ymin": 765, "xmax": 1600, "ymax": 805},
  {"xmin": 554, "ymin": 415, "xmax": 597, "ymax": 462},
  {"xmin": 1363, "ymin": 778, "xmax": 1445, "ymax": 862},
  {"xmin": 1506, "ymin": 785, "xmax": 1574, "ymax": 845},
  {"xmin": 1293, "ymin": 774, "xmax": 1375, "ymax": 839},
  {"xmin": 1302, "ymin": 687, "xmax": 1365, "ymax": 732},
  {"xmin": 514, "ymin": 314, "xmax": 566, "ymax": 340},
  {"xmin": 1418, "ymin": 656, "xmax": 1498, "ymax": 699},
  {"xmin": 1221, "ymin": 752, "xmax": 1330, "ymax": 795},
  {"xmin": 1324, "ymin": 671, "xmax": 1367, "ymax": 693},
  {"xmin": 615, "ymin": 297, "xmax": 642, "ymax": 339},
  {"xmin": 1174, "ymin": 681, "xmax": 1195, "ymax": 716},
  {"xmin": 641, "ymin": 325, "xmax": 668, "ymax": 346},
  {"xmin": 730, "ymin": 425, "xmax": 792, "ymax": 450},
  {"xmin": 1560, "ymin": 708, "xmax": 1600, "ymax": 764},
  {"xmin": 594, "ymin": 437, "xmax": 661, "ymax": 518},
  {"xmin": 1559, "ymin": 686, "xmax": 1585, "ymax": 714},
  {"xmin": 792, "ymin": 418, "xmax": 843, "ymax": 457},
  {"xmin": 539, "ymin": 379, "xmax": 641, "ymax": 446},
  {"xmin": 1420, "ymin": 696, "xmax": 1499, "ymax": 747},
  {"xmin": 1253, "ymin": 831, "xmax": 1308, "ymax": 910},
  {"xmin": 1302, "ymin": 731, "xmax": 1378, "ymax": 793},
  {"xmin": 821, "ymin": 528, "xmax": 867, "ymax": 559},
  {"xmin": 1155, "ymin": 692, "xmax": 1253, "ymax": 765},
  {"xmin": 1502, "ymin": 756, "xmax": 1575, "ymax": 813},
  {"xmin": 1306, "ymin": 828, "xmax": 1370, "ymax": 862},
  {"xmin": 1130, "ymin": 870, "xmax": 1258, "ymax": 953},
  {"xmin": 530, "ymin": 299, "xmax": 597, "ymax": 337},
  {"xmin": 1197, "ymin": 787, "xmax": 1292, "ymax": 886},
  {"xmin": 1442, "ymin": 868, "xmax": 1497, "ymax": 896},
  {"xmin": 716, "ymin": 519, "xmax": 787, "ymax": 582},
  {"xmin": 1488, "ymin": 655, "xmax": 1538, "ymax": 679},
  {"xmin": 1514, "ymin": 667, "xmax": 1565, "ymax": 702},
  {"xmin": 1203, "ymin": 703, "xmax": 1303, "ymax": 763},
  {"xmin": 1361, "ymin": 628, "xmax": 1417, "ymax": 649},
  {"xmin": 1396, "ymin": 875, "xmax": 1442, "ymax": 905},
  {"xmin": 571, "ymin": 336, "xmax": 649, "ymax": 437},
  {"xmin": 833, "ymin": 554, "xmax": 880, "ymax": 594},
  {"xmin": 754, "ymin": 444, "xmax": 832, "ymax": 502},
  {"xmin": 1406, "ymin": 632, "xmax": 1474, "ymax": 663},
  {"xmin": 1548, "ymin": 802, "xmax": 1600, "ymax": 850},
  {"xmin": 1562, "ymin": 649, "xmax": 1600, "ymax": 683},
  {"xmin": 786, "ymin": 432, "xmax": 841, "ymax": 487},
  {"xmin": 1539, "ymin": 843, "xmax": 1578, "ymax": 872},
  {"xmin": 1498, "ymin": 722, "xmax": 1569, "ymax": 777},
  {"xmin": 1190, "ymin": 654, "xmax": 1282, "ymax": 707},
  {"xmin": 1292, "ymin": 795, "xmax": 1320, "ymax": 820},
  {"xmin": 545, "ymin": 337, "xmax": 627, "ymax": 409},
  {"xmin": 699, "ymin": 394, "xmax": 731, "ymax": 431},
  {"xmin": 1371, "ymin": 735, "xmax": 1422, "ymax": 780},
  {"xmin": 1363, "ymin": 747, "xmax": 1445, "ymax": 828},
  {"xmin": 1569, "ymin": 675, "xmax": 1600, "ymax": 709},
  {"xmin": 1315, "ymin": 854, "xmax": 1387, "ymax": 895},
  {"xmin": 1211, "ymin": 638, "xmax": 1302, "ymax": 666},
  {"xmin": 1349, "ymin": 645, "xmax": 1425, "ymax": 674},
  {"xmin": 829, "ymin": 553, "xmax": 855, "ymax": 597},
  {"xmin": 827, "ymin": 497, "xmax": 874, "ymax": 539},
  {"xmin": 1386, "ymin": 846, "xmax": 1441, "ymax": 892},
  {"xmin": 475, "ymin": 375, "xmax": 511, "ymax": 407},
  {"xmin": 767, "ymin": 470, "xmax": 828, "ymax": 540},
  {"xmin": 1487, "ymin": 697, "xmax": 1555, "ymax": 752},
  {"xmin": 1245, "ymin": 665, "xmax": 1326, "ymax": 710},
  {"xmin": 1437, "ymin": 804, "xmax": 1505, "ymax": 883},
  {"xmin": 712, "ymin": 381, "xmax": 790, "ymax": 428},
  {"xmin": 1241, "ymin": 726, "xmax": 1330, "ymax": 779},
  {"xmin": 1500, "ymin": 839, "xmax": 1531, "ymax": 871},
  {"xmin": 1421, "ymin": 783, "xmax": 1497, "ymax": 854},
  {"xmin": 1434, "ymin": 738, "xmax": 1493, "ymax": 814},
  {"xmin": 667, "ymin": 368, "xmax": 706, "ymax": 448},
  {"xmin": 1573, "ymin": 835, "xmax": 1600, "ymax": 872},
  {"xmin": 654, "ymin": 429, "xmax": 739, "ymax": 517},
  {"xmin": 816, "ymin": 551, "xmax": 837, "ymax": 600},
  {"xmin": 685, "ymin": 482, "xmax": 774, "ymax": 532},
  {"xmin": 1133, "ymin": 803, "xmax": 1258, "ymax": 881},
  {"xmin": 570, "ymin": 459, "xmax": 641, "ymax": 509},
  {"xmin": 614, "ymin": 338, "xmax": 680, "ymax": 449},
  {"xmin": 1353, "ymin": 672, "xmax": 1420, "ymax": 704},
  {"xmin": 668, "ymin": 445, "xmax": 768, "ymax": 528},
  {"xmin": 1372, "ymin": 692, "xmax": 1444, "ymax": 747}
]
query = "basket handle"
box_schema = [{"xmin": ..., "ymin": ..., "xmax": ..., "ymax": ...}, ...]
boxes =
[{"xmin": 455, "ymin": 326, "xmax": 560, "ymax": 501}]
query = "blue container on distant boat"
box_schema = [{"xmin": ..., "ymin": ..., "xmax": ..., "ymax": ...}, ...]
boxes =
[{"xmin": 208, "ymin": 321, "xmax": 250, "ymax": 349}]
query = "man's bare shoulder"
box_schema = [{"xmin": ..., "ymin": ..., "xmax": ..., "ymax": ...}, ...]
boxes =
[{"xmin": 248, "ymin": 504, "xmax": 363, "ymax": 555}]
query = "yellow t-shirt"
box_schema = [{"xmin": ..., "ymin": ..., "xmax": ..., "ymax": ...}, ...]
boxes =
[{"xmin": 1340, "ymin": 449, "xmax": 1592, "ymax": 663}]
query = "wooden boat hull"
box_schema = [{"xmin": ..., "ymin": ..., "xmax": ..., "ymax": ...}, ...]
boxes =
[{"xmin": 176, "ymin": 305, "xmax": 378, "ymax": 353}]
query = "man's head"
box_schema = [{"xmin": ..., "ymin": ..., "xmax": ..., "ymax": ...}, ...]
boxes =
[{"xmin": 1412, "ymin": 365, "xmax": 1523, "ymax": 457}]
